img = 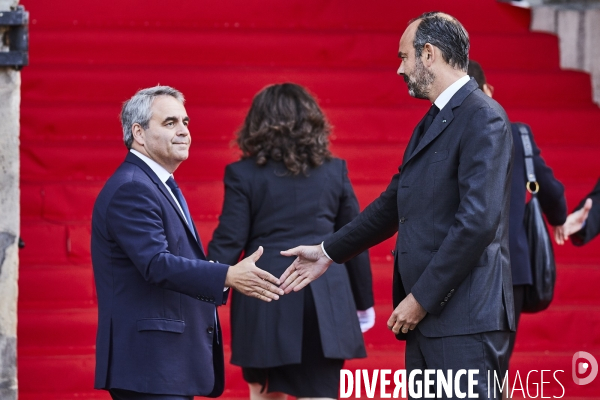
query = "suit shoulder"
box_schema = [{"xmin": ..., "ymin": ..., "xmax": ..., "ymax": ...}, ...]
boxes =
[
  {"xmin": 461, "ymin": 91, "xmax": 510, "ymax": 127},
  {"xmin": 463, "ymin": 89, "xmax": 506, "ymax": 115},
  {"xmin": 96, "ymin": 162, "xmax": 156, "ymax": 206}
]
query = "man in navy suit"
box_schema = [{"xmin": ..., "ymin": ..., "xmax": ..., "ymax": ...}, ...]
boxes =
[
  {"xmin": 91, "ymin": 86, "xmax": 284, "ymax": 400},
  {"xmin": 280, "ymin": 13, "xmax": 514, "ymax": 399}
]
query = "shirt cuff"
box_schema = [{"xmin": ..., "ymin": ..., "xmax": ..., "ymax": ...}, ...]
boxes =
[{"xmin": 321, "ymin": 241, "xmax": 333, "ymax": 261}]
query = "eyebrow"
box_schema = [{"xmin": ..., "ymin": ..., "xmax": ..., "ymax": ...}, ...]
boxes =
[{"xmin": 163, "ymin": 116, "xmax": 190, "ymax": 124}]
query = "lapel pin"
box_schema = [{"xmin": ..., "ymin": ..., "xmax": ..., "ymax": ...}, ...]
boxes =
[{"xmin": 442, "ymin": 119, "xmax": 447, "ymax": 123}]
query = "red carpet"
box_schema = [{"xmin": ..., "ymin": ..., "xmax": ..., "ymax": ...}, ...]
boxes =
[{"xmin": 18, "ymin": 0, "xmax": 600, "ymax": 398}]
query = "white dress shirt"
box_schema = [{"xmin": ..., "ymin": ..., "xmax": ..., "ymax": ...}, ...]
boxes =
[
  {"xmin": 433, "ymin": 75, "xmax": 470, "ymax": 111},
  {"xmin": 130, "ymin": 149, "xmax": 189, "ymax": 224}
]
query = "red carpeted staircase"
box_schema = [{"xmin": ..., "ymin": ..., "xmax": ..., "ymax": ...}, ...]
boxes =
[{"xmin": 18, "ymin": 0, "xmax": 600, "ymax": 399}]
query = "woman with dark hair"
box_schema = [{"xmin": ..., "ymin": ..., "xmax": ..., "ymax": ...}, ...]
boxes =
[{"xmin": 208, "ymin": 83, "xmax": 374, "ymax": 400}]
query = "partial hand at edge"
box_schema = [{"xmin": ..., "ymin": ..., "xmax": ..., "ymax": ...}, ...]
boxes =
[
  {"xmin": 279, "ymin": 244, "xmax": 333, "ymax": 294},
  {"xmin": 387, "ymin": 293, "xmax": 427, "ymax": 335},
  {"xmin": 357, "ymin": 307, "xmax": 376, "ymax": 333},
  {"xmin": 554, "ymin": 198, "xmax": 593, "ymax": 245},
  {"xmin": 225, "ymin": 246, "xmax": 284, "ymax": 302}
]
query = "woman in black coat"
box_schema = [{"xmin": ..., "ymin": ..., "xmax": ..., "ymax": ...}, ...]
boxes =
[
  {"xmin": 208, "ymin": 83, "xmax": 374, "ymax": 400},
  {"xmin": 468, "ymin": 60, "xmax": 567, "ymax": 366}
]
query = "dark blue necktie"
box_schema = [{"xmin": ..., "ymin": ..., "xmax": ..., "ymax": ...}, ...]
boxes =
[
  {"xmin": 166, "ymin": 177, "xmax": 197, "ymax": 240},
  {"xmin": 420, "ymin": 104, "xmax": 440, "ymax": 141}
]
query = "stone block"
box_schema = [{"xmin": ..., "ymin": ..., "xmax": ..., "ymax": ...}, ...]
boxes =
[
  {"xmin": 557, "ymin": 8, "xmax": 585, "ymax": 70},
  {"xmin": 531, "ymin": 5, "xmax": 558, "ymax": 33}
]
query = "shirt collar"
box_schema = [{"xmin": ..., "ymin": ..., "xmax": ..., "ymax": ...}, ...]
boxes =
[
  {"xmin": 130, "ymin": 149, "xmax": 172, "ymax": 183},
  {"xmin": 433, "ymin": 75, "xmax": 470, "ymax": 111}
]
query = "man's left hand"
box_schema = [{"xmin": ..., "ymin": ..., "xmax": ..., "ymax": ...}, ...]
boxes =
[{"xmin": 387, "ymin": 293, "xmax": 427, "ymax": 335}]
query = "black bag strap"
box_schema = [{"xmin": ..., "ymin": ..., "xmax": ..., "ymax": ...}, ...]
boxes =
[{"xmin": 518, "ymin": 124, "xmax": 539, "ymax": 194}]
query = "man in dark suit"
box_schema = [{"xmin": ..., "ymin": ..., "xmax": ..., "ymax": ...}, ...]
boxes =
[
  {"xmin": 91, "ymin": 86, "xmax": 284, "ymax": 400},
  {"xmin": 555, "ymin": 179, "xmax": 599, "ymax": 245},
  {"xmin": 280, "ymin": 13, "xmax": 514, "ymax": 398}
]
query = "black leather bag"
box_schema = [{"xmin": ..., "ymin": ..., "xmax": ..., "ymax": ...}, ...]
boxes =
[{"xmin": 518, "ymin": 125, "xmax": 556, "ymax": 313}]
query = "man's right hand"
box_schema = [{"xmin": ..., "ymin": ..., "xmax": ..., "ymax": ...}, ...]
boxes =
[
  {"xmin": 225, "ymin": 246, "xmax": 284, "ymax": 302},
  {"xmin": 279, "ymin": 244, "xmax": 333, "ymax": 294}
]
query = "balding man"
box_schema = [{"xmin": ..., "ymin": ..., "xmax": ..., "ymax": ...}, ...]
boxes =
[{"xmin": 280, "ymin": 13, "xmax": 514, "ymax": 399}]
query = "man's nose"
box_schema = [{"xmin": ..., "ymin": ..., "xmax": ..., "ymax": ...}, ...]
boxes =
[
  {"xmin": 397, "ymin": 61, "xmax": 405, "ymax": 76},
  {"xmin": 178, "ymin": 123, "xmax": 190, "ymax": 135}
]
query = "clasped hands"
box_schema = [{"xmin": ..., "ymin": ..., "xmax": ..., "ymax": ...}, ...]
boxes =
[
  {"xmin": 279, "ymin": 244, "xmax": 427, "ymax": 335},
  {"xmin": 226, "ymin": 244, "xmax": 427, "ymax": 334}
]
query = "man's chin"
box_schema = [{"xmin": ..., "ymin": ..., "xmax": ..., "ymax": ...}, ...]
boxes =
[
  {"xmin": 408, "ymin": 89, "xmax": 429, "ymax": 100},
  {"xmin": 175, "ymin": 151, "xmax": 190, "ymax": 162}
]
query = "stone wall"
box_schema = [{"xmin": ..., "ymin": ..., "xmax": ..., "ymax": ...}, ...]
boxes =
[
  {"xmin": 531, "ymin": 2, "xmax": 600, "ymax": 105},
  {"xmin": 0, "ymin": 2, "xmax": 21, "ymax": 399}
]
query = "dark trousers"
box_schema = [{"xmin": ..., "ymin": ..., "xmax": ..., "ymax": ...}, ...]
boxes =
[
  {"xmin": 109, "ymin": 389, "xmax": 193, "ymax": 400},
  {"xmin": 405, "ymin": 328, "xmax": 510, "ymax": 400}
]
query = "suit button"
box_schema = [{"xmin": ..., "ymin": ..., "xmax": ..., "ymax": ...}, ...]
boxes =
[
  {"xmin": 440, "ymin": 302, "xmax": 446, "ymax": 307},
  {"xmin": 444, "ymin": 296, "xmax": 449, "ymax": 301},
  {"xmin": 196, "ymin": 296, "xmax": 201, "ymax": 300},
  {"xmin": 400, "ymin": 217, "xmax": 406, "ymax": 224},
  {"xmin": 207, "ymin": 327, "xmax": 214, "ymax": 334},
  {"xmin": 450, "ymin": 289, "xmax": 455, "ymax": 293}
]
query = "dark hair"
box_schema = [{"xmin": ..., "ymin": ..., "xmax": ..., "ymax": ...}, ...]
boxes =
[
  {"xmin": 467, "ymin": 59, "xmax": 486, "ymax": 90},
  {"xmin": 411, "ymin": 12, "xmax": 469, "ymax": 72},
  {"xmin": 236, "ymin": 83, "xmax": 332, "ymax": 176}
]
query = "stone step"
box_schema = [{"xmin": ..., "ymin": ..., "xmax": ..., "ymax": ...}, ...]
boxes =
[
  {"xmin": 22, "ymin": 67, "xmax": 593, "ymax": 108},
  {"xmin": 29, "ymin": 29, "xmax": 560, "ymax": 72},
  {"xmin": 20, "ymin": 141, "xmax": 600, "ymax": 186},
  {"xmin": 20, "ymin": 103, "xmax": 600, "ymax": 147},
  {"xmin": 26, "ymin": 0, "xmax": 530, "ymax": 34}
]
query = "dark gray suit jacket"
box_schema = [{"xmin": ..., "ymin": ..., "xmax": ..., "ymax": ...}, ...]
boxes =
[
  {"xmin": 324, "ymin": 78, "xmax": 515, "ymax": 339},
  {"xmin": 208, "ymin": 157, "xmax": 373, "ymax": 368}
]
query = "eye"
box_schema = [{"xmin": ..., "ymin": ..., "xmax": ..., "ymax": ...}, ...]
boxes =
[{"xmin": 165, "ymin": 121, "xmax": 174, "ymax": 127}]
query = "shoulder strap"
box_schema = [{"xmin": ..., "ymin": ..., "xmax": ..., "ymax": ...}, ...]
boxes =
[{"xmin": 518, "ymin": 124, "xmax": 539, "ymax": 194}]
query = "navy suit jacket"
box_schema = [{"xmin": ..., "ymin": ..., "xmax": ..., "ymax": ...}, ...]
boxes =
[
  {"xmin": 509, "ymin": 123, "xmax": 566, "ymax": 285},
  {"xmin": 324, "ymin": 79, "xmax": 516, "ymax": 339},
  {"xmin": 91, "ymin": 152, "xmax": 230, "ymax": 396}
]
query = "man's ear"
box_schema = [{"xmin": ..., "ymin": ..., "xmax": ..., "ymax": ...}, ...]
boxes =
[
  {"xmin": 132, "ymin": 123, "xmax": 144, "ymax": 146},
  {"xmin": 422, "ymin": 43, "xmax": 435, "ymax": 67}
]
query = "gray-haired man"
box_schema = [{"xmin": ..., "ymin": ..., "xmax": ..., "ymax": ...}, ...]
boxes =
[{"xmin": 91, "ymin": 86, "xmax": 283, "ymax": 400}]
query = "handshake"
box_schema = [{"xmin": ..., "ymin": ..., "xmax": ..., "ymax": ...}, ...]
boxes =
[
  {"xmin": 223, "ymin": 244, "xmax": 333, "ymax": 302},
  {"xmin": 224, "ymin": 244, "xmax": 377, "ymax": 332}
]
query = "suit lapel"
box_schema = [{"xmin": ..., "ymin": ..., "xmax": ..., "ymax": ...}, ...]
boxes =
[
  {"xmin": 125, "ymin": 153, "xmax": 205, "ymax": 255},
  {"xmin": 402, "ymin": 79, "xmax": 479, "ymax": 168},
  {"xmin": 401, "ymin": 113, "xmax": 427, "ymax": 166}
]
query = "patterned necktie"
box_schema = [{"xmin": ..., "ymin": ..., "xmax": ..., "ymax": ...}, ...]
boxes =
[
  {"xmin": 166, "ymin": 177, "xmax": 197, "ymax": 240},
  {"xmin": 420, "ymin": 104, "xmax": 440, "ymax": 141}
]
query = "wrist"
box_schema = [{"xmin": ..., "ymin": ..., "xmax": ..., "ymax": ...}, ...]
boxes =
[{"xmin": 320, "ymin": 241, "xmax": 333, "ymax": 262}]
